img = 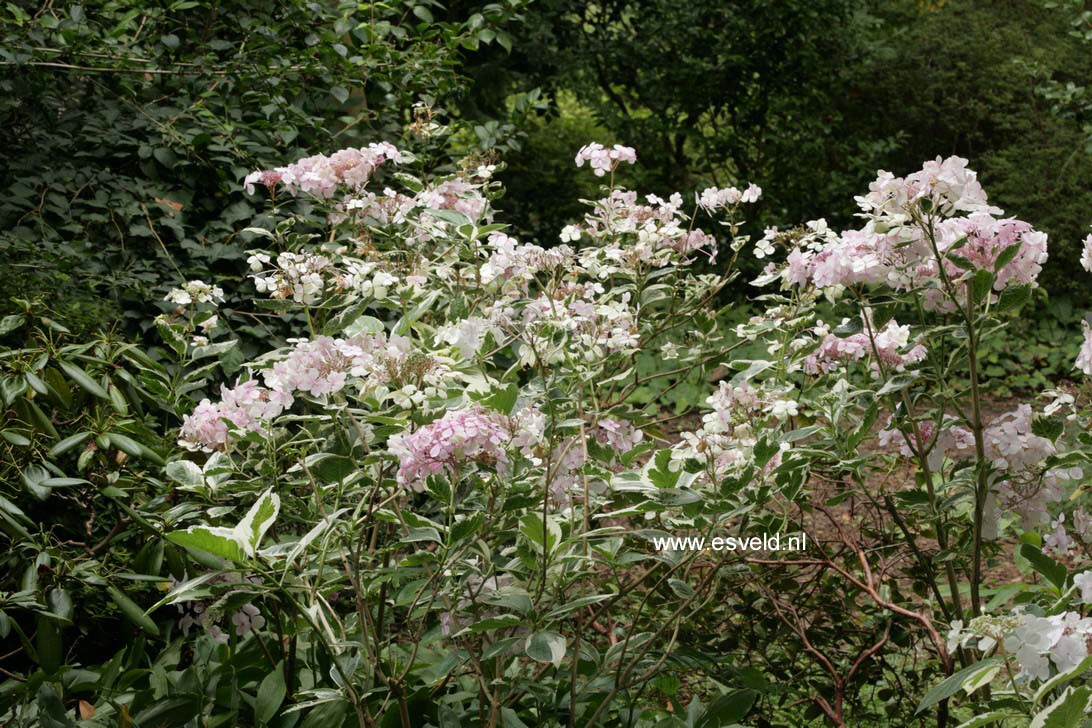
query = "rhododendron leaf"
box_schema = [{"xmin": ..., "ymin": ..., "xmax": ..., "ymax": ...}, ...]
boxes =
[
  {"xmin": 107, "ymin": 432, "xmax": 166, "ymax": 466},
  {"xmin": 107, "ymin": 586, "xmax": 159, "ymax": 637},
  {"xmin": 2, "ymin": 430, "xmax": 31, "ymax": 447},
  {"xmin": 21, "ymin": 463, "xmax": 50, "ymax": 502},
  {"xmin": 256, "ymin": 663, "xmax": 287, "ymax": 724},
  {"xmin": 58, "ymin": 361, "xmax": 108, "ymax": 400},
  {"xmin": 0, "ymin": 314, "xmax": 26, "ymax": 336}
]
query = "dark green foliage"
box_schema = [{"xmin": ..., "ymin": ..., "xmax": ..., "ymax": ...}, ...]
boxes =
[
  {"xmin": 488, "ymin": 0, "xmax": 1092, "ymax": 307},
  {"xmin": 0, "ymin": 0, "xmax": 519, "ymax": 336}
]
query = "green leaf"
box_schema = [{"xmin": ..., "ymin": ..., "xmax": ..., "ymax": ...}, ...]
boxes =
[
  {"xmin": 21, "ymin": 463, "xmax": 51, "ymax": 501},
  {"xmin": 1035, "ymin": 655, "xmax": 1092, "ymax": 704},
  {"xmin": 165, "ymin": 460, "xmax": 204, "ymax": 488},
  {"xmin": 996, "ymin": 284, "xmax": 1032, "ymax": 312},
  {"xmin": 107, "ymin": 432, "xmax": 166, "ymax": 466},
  {"xmin": 520, "ymin": 513, "xmax": 561, "ymax": 555},
  {"xmin": 477, "ymin": 382, "xmax": 518, "ymax": 414},
  {"xmin": 972, "ymin": 269, "xmax": 995, "ymax": 304},
  {"xmin": 107, "ymin": 586, "xmax": 159, "ymax": 637},
  {"xmin": 525, "ymin": 631, "xmax": 566, "ymax": 666},
  {"xmin": 237, "ymin": 488, "xmax": 281, "ymax": 552},
  {"xmin": 47, "ymin": 432, "xmax": 90, "ymax": 458},
  {"xmin": 0, "ymin": 314, "xmax": 26, "ymax": 336},
  {"xmin": 256, "ymin": 663, "xmax": 287, "ymax": 724},
  {"xmin": 427, "ymin": 208, "xmax": 472, "ymax": 226},
  {"xmin": 955, "ymin": 711, "xmax": 1025, "ymax": 728},
  {"xmin": 1031, "ymin": 686, "xmax": 1092, "ymax": 728},
  {"xmin": 35, "ymin": 682, "xmax": 75, "ymax": 728},
  {"xmin": 877, "ymin": 372, "xmax": 920, "ymax": 396},
  {"xmin": 1020, "ymin": 543, "xmax": 1067, "ymax": 591},
  {"xmin": 696, "ymin": 689, "xmax": 758, "ymax": 727},
  {"xmin": 916, "ymin": 658, "xmax": 1002, "ymax": 714},
  {"xmin": 167, "ymin": 526, "xmax": 247, "ymax": 563},
  {"xmin": 40, "ymin": 477, "xmax": 90, "ymax": 487},
  {"xmin": 1032, "ymin": 415, "xmax": 1065, "ymax": 443},
  {"xmin": 993, "ymin": 242, "xmax": 1022, "ymax": 272},
  {"xmin": 343, "ymin": 314, "xmax": 385, "ymax": 338},
  {"xmin": 58, "ymin": 361, "xmax": 108, "ymax": 399},
  {"xmin": 2, "ymin": 430, "xmax": 31, "ymax": 446}
]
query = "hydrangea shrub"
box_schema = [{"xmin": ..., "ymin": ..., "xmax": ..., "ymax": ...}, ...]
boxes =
[{"xmin": 135, "ymin": 145, "xmax": 1092, "ymax": 726}]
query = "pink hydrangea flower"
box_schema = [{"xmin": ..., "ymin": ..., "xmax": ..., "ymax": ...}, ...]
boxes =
[
  {"xmin": 1076, "ymin": 321, "xmax": 1092, "ymax": 376},
  {"xmin": 595, "ymin": 418, "xmax": 644, "ymax": 453},
  {"xmin": 389, "ymin": 408, "xmax": 513, "ymax": 489},
  {"xmin": 575, "ymin": 143, "xmax": 637, "ymax": 177},
  {"xmin": 804, "ymin": 319, "xmax": 926, "ymax": 376},
  {"xmin": 179, "ymin": 380, "xmax": 291, "ymax": 450},
  {"xmin": 243, "ymin": 143, "xmax": 403, "ymax": 198}
]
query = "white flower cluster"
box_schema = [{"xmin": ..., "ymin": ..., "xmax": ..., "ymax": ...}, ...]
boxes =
[
  {"xmin": 165, "ymin": 280, "xmax": 225, "ymax": 307},
  {"xmin": 673, "ymin": 379, "xmax": 794, "ymax": 484},
  {"xmin": 248, "ymin": 251, "xmax": 333, "ymax": 305}
]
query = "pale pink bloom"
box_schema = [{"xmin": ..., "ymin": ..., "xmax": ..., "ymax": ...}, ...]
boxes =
[
  {"xmin": 575, "ymin": 142, "xmax": 637, "ymax": 176},
  {"xmin": 389, "ymin": 408, "xmax": 513, "ymax": 489},
  {"xmin": 179, "ymin": 380, "xmax": 291, "ymax": 450},
  {"xmin": 1076, "ymin": 321, "xmax": 1092, "ymax": 375},
  {"xmin": 804, "ymin": 319, "xmax": 926, "ymax": 376},
  {"xmin": 595, "ymin": 418, "xmax": 644, "ymax": 452},
  {"xmin": 243, "ymin": 143, "xmax": 403, "ymax": 198},
  {"xmin": 231, "ymin": 604, "xmax": 267, "ymax": 636}
]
